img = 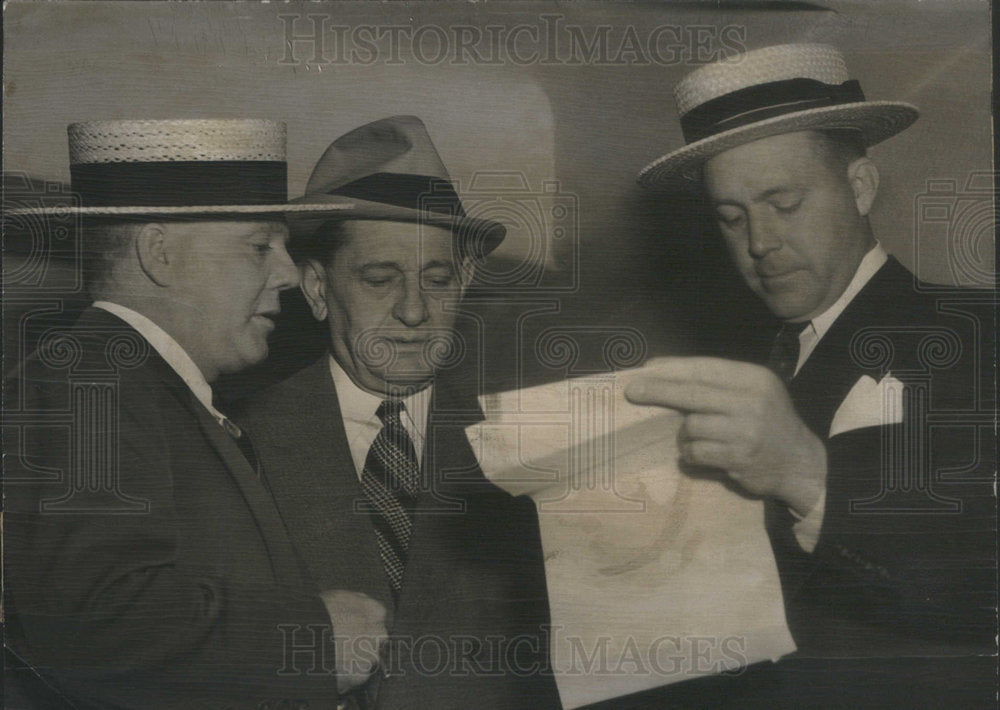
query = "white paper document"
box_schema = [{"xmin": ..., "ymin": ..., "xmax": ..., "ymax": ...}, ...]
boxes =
[{"xmin": 466, "ymin": 369, "xmax": 796, "ymax": 708}]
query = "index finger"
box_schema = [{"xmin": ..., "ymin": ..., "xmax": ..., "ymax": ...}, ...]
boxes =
[
  {"xmin": 624, "ymin": 377, "xmax": 741, "ymax": 413},
  {"xmin": 637, "ymin": 356, "xmax": 766, "ymax": 389}
]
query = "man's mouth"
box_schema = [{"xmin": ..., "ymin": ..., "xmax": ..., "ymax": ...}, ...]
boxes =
[
  {"xmin": 389, "ymin": 338, "xmax": 428, "ymax": 347},
  {"xmin": 756, "ymin": 267, "xmax": 802, "ymax": 281}
]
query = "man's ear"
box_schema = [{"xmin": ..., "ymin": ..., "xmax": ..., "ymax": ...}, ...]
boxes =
[
  {"xmin": 300, "ymin": 260, "xmax": 329, "ymax": 322},
  {"xmin": 847, "ymin": 156, "xmax": 879, "ymax": 217},
  {"xmin": 135, "ymin": 223, "xmax": 172, "ymax": 286}
]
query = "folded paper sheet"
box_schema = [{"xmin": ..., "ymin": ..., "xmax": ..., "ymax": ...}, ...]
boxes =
[{"xmin": 466, "ymin": 370, "xmax": 796, "ymax": 708}]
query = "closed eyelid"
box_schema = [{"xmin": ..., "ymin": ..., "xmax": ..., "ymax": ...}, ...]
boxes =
[
  {"xmin": 357, "ymin": 264, "xmax": 400, "ymax": 276},
  {"xmin": 714, "ymin": 205, "xmax": 745, "ymax": 222},
  {"xmin": 421, "ymin": 266, "xmax": 456, "ymax": 279}
]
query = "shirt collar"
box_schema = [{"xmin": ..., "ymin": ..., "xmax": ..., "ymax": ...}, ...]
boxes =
[
  {"xmin": 92, "ymin": 301, "xmax": 228, "ymax": 425},
  {"xmin": 327, "ymin": 355, "xmax": 432, "ymax": 438},
  {"xmin": 804, "ymin": 243, "xmax": 888, "ymax": 342}
]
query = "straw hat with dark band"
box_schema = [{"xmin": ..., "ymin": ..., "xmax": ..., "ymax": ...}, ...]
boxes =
[
  {"xmin": 637, "ymin": 43, "xmax": 919, "ymax": 187},
  {"xmin": 6, "ymin": 119, "xmax": 352, "ymax": 216}
]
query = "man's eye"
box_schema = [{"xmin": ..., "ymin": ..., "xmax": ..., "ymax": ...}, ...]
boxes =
[
  {"xmin": 772, "ymin": 199, "xmax": 802, "ymax": 214},
  {"xmin": 424, "ymin": 276, "xmax": 454, "ymax": 288},
  {"xmin": 364, "ymin": 277, "xmax": 392, "ymax": 287},
  {"xmin": 716, "ymin": 211, "xmax": 744, "ymax": 227},
  {"xmin": 252, "ymin": 243, "xmax": 273, "ymax": 254}
]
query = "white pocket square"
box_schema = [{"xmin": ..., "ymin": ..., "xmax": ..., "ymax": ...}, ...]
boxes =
[{"xmin": 829, "ymin": 374, "xmax": 905, "ymax": 438}]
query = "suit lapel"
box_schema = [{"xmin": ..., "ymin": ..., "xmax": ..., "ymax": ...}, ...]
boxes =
[
  {"xmin": 77, "ymin": 307, "xmax": 306, "ymax": 584},
  {"xmin": 186, "ymin": 397, "xmax": 307, "ymax": 583},
  {"xmin": 256, "ymin": 359, "xmax": 392, "ymax": 607},
  {"xmin": 394, "ymin": 385, "xmax": 482, "ymax": 620},
  {"xmin": 791, "ymin": 259, "xmax": 903, "ymax": 436}
]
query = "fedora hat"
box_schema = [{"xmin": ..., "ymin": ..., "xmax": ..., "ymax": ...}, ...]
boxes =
[
  {"xmin": 6, "ymin": 119, "xmax": 352, "ymax": 217},
  {"xmin": 637, "ymin": 43, "xmax": 919, "ymax": 187},
  {"xmin": 288, "ymin": 115, "xmax": 506, "ymax": 259}
]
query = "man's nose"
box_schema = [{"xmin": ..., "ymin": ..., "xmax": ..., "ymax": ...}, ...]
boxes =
[
  {"xmin": 268, "ymin": 243, "xmax": 300, "ymax": 291},
  {"xmin": 393, "ymin": 280, "xmax": 429, "ymax": 327},
  {"xmin": 747, "ymin": 212, "xmax": 783, "ymax": 258}
]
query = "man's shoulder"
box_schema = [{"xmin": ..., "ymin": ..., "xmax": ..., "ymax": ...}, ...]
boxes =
[
  {"xmin": 19, "ymin": 306, "xmax": 149, "ymax": 366},
  {"xmin": 812, "ymin": 257, "xmax": 993, "ymax": 401},
  {"xmin": 233, "ymin": 357, "xmax": 333, "ymax": 428},
  {"xmin": 10, "ymin": 307, "xmax": 173, "ymax": 403},
  {"xmin": 857, "ymin": 257, "xmax": 993, "ymax": 325}
]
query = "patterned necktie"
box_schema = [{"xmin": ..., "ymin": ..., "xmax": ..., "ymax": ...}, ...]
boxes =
[
  {"xmin": 360, "ymin": 399, "xmax": 421, "ymax": 597},
  {"xmin": 213, "ymin": 392, "xmax": 262, "ymax": 477},
  {"xmin": 219, "ymin": 415, "xmax": 267, "ymax": 490},
  {"xmin": 767, "ymin": 321, "xmax": 810, "ymax": 384}
]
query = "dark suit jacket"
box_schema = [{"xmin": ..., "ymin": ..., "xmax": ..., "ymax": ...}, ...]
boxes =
[
  {"xmin": 235, "ymin": 357, "xmax": 562, "ymax": 710},
  {"xmin": 579, "ymin": 258, "xmax": 996, "ymax": 710},
  {"xmin": 4, "ymin": 307, "xmax": 339, "ymax": 709},
  {"xmin": 766, "ymin": 257, "xmax": 996, "ymax": 657},
  {"xmin": 746, "ymin": 257, "xmax": 997, "ymax": 709}
]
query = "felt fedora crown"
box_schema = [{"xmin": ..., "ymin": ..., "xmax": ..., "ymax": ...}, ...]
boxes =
[
  {"xmin": 637, "ymin": 43, "xmax": 919, "ymax": 187},
  {"xmin": 288, "ymin": 115, "xmax": 506, "ymax": 258},
  {"xmin": 7, "ymin": 119, "xmax": 352, "ymax": 217}
]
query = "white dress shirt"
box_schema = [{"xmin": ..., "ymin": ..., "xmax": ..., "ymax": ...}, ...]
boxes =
[
  {"xmin": 793, "ymin": 244, "xmax": 889, "ymax": 377},
  {"xmin": 92, "ymin": 301, "xmax": 231, "ymax": 428},
  {"xmin": 789, "ymin": 244, "xmax": 889, "ymax": 552},
  {"xmin": 327, "ymin": 356, "xmax": 432, "ymax": 480}
]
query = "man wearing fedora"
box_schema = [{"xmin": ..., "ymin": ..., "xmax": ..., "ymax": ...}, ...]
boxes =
[
  {"xmin": 623, "ymin": 44, "xmax": 995, "ymax": 706},
  {"xmin": 235, "ymin": 116, "xmax": 561, "ymax": 710},
  {"xmin": 4, "ymin": 120, "xmax": 389, "ymax": 708}
]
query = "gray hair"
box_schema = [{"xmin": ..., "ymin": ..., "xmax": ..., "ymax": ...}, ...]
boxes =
[{"xmin": 81, "ymin": 218, "xmax": 144, "ymax": 296}]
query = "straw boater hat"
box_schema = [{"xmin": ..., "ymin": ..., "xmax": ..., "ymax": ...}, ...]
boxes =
[
  {"xmin": 637, "ymin": 43, "xmax": 920, "ymax": 187},
  {"xmin": 287, "ymin": 115, "xmax": 506, "ymax": 259},
  {"xmin": 6, "ymin": 119, "xmax": 351, "ymax": 216}
]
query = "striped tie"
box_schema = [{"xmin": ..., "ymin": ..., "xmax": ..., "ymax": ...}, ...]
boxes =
[
  {"xmin": 767, "ymin": 321, "xmax": 810, "ymax": 384},
  {"xmin": 360, "ymin": 399, "xmax": 421, "ymax": 597}
]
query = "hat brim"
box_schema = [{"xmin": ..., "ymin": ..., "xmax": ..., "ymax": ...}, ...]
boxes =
[
  {"xmin": 286, "ymin": 193, "xmax": 507, "ymax": 259},
  {"xmin": 637, "ymin": 101, "xmax": 919, "ymax": 188},
  {"xmin": 3, "ymin": 202, "xmax": 358, "ymax": 217}
]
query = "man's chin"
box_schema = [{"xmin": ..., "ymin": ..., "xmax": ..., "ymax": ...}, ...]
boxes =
[
  {"xmin": 759, "ymin": 292, "xmax": 816, "ymax": 321},
  {"xmin": 219, "ymin": 343, "xmax": 270, "ymax": 377},
  {"xmin": 372, "ymin": 370, "xmax": 435, "ymax": 395}
]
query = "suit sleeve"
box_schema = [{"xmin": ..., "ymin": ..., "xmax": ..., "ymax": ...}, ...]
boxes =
[
  {"xmin": 774, "ymin": 294, "xmax": 996, "ymax": 655},
  {"xmin": 790, "ymin": 420, "xmax": 995, "ymax": 652},
  {"xmin": 4, "ymin": 372, "xmax": 339, "ymax": 709}
]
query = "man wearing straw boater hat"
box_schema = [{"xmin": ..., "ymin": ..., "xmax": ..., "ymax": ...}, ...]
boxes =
[
  {"xmin": 626, "ymin": 44, "xmax": 994, "ymax": 704},
  {"xmin": 4, "ymin": 120, "xmax": 391, "ymax": 708},
  {"xmin": 235, "ymin": 116, "xmax": 561, "ymax": 710}
]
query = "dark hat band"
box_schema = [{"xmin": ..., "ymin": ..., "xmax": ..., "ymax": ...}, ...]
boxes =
[
  {"xmin": 70, "ymin": 160, "xmax": 288, "ymax": 207},
  {"xmin": 680, "ymin": 78, "xmax": 866, "ymax": 144},
  {"xmin": 328, "ymin": 172, "xmax": 466, "ymax": 217}
]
